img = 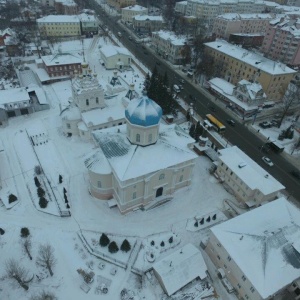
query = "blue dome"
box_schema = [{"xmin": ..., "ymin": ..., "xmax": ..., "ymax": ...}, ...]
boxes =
[{"xmin": 125, "ymin": 96, "xmax": 162, "ymax": 127}]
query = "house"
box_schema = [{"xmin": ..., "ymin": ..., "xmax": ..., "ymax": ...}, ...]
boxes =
[
  {"xmin": 99, "ymin": 45, "xmax": 132, "ymax": 70},
  {"xmin": 204, "ymin": 40, "xmax": 297, "ymax": 101},
  {"xmin": 79, "ymin": 13, "xmax": 99, "ymax": 36},
  {"xmin": 175, "ymin": 1, "xmax": 188, "ymax": 15},
  {"xmin": 208, "ymin": 78, "xmax": 267, "ymax": 118},
  {"xmin": 121, "ymin": 5, "xmax": 148, "ymax": 23},
  {"xmin": 54, "ymin": 0, "xmax": 78, "ymax": 15},
  {"xmin": 206, "ymin": 197, "xmax": 300, "ymax": 300},
  {"xmin": 132, "ymin": 15, "xmax": 165, "ymax": 34},
  {"xmin": 215, "ymin": 146, "xmax": 285, "ymax": 207},
  {"xmin": 152, "ymin": 244, "xmax": 207, "ymax": 296},
  {"xmin": 0, "ymin": 28, "xmax": 14, "ymax": 46},
  {"xmin": 84, "ymin": 94, "xmax": 197, "ymax": 213},
  {"xmin": 107, "ymin": 0, "xmax": 136, "ymax": 11}
]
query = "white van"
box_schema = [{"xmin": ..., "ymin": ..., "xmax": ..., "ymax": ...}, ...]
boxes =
[
  {"xmin": 117, "ymin": 32, "xmax": 122, "ymax": 37},
  {"xmin": 173, "ymin": 85, "xmax": 180, "ymax": 93}
]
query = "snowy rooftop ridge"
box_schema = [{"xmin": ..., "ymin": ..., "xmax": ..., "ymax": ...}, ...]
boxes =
[
  {"xmin": 153, "ymin": 243, "xmax": 207, "ymax": 296},
  {"xmin": 218, "ymin": 146, "xmax": 284, "ymax": 194},
  {"xmin": 122, "ymin": 4, "xmax": 147, "ymax": 11},
  {"xmin": 37, "ymin": 15, "xmax": 80, "ymax": 23},
  {"xmin": 100, "ymin": 45, "xmax": 131, "ymax": 58},
  {"xmin": 210, "ymin": 197, "xmax": 300, "ymax": 299},
  {"xmin": 152, "ymin": 30, "xmax": 187, "ymax": 46},
  {"xmin": 41, "ymin": 53, "xmax": 82, "ymax": 66},
  {"xmin": 205, "ymin": 40, "xmax": 296, "ymax": 75}
]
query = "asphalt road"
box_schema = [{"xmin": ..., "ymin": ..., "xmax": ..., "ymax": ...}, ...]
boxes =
[{"xmin": 92, "ymin": 1, "xmax": 300, "ymax": 201}]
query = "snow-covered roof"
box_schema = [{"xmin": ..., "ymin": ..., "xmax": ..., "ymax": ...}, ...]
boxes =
[
  {"xmin": 0, "ymin": 28, "xmax": 14, "ymax": 37},
  {"xmin": 153, "ymin": 243, "xmax": 207, "ymax": 296},
  {"xmin": 216, "ymin": 13, "xmax": 273, "ymax": 20},
  {"xmin": 133, "ymin": 15, "xmax": 163, "ymax": 21},
  {"xmin": 84, "ymin": 150, "xmax": 112, "ymax": 174},
  {"xmin": 188, "ymin": 0, "xmax": 264, "ymax": 3},
  {"xmin": 205, "ymin": 40, "xmax": 297, "ymax": 75},
  {"xmin": 78, "ymin": 13, "xmax": 98, "ymax": 22},
  {"xmin": 218, "ymin": 146, "xmax": 285, "ymax": 195},
  {"xmin": 210, "ymin": 197, "xmax": 300, "ymax": 299},
  {"xmin": 237, "ymin": 79, "xmax": 266, "ymax": 100},
  {"xmin": 0, "ymin": 88, "xmax": 30, "ymax": 105},
  {"xmin": 122, "ymin": 5, "xmax": 148, "ymax": 11},
  {"xmin": 152, "ymin": 30, "xmax": 186, "ymax": 46},
  {"xmin": 125, "ymin": 96, "xmax": 162, "ymax": 127},
  {"xmin": 25, "ymin": 85, "xmax": 48, "ymax": 105},
  {"xmin": 41, "ymin": 53, "xmax": 82, "ymax": 66},
  {"xmin": 61, "ymin": 105, "xmax": 81, "ymax": 121},
  {"xmin": 100, "ymin": 45, "xmax": 131, "ymax": 58},
  {"xmin": 92, "ymin": 124, "xmax": 197, "ymax": 181},
  {"xmin": 37, "ymin": 15, "xmax": 80, "ymax": 23}
]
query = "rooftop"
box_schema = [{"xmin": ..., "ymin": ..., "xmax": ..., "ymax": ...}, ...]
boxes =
[
  {"xmin": 100, "ymin": 45, "xmax": 131, "ymax": 58},
  {"xmin": 152, "ymin": 30, "xmax": 186, "ymax": 46},
  {"xmin": 41, "ymin": 53, "xmax": 82, "ymax": 66},
  {"xmin": 37, "ymin": 15, "xmax": 80, "ymax": 23},
  {"xmin": 0, "ymin": 88, "xmax": 30, "ymax": 106}
]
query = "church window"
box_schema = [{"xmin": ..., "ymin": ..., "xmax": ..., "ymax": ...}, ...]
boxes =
[
  {"xmin": 159, "ymin": 174, "xmax": 165, "ymax": 180},
  {"xmin": 133, "ymin": 192, "xmax": 136, "ymax": 199},
  {"xmin": 179, "ymin": 175, "xmax": 183, "ymax": 182},
  {"xmin": 148, "ymin": 134, "xmax": 152, "ymax": 143},
  {"xmin": 136, "ymin": 134, "xmax": 140, "ymax": 142},
  {"xmin": 96, "ymin": 97, "xmax": 99, "ymax": 104},
  {"xmin": 86, "ymin": 99, "xmax": 89, "ymax": 106},
  {"xmin": 97, "ymin": 181, "xmax": 102, "ymax": 188},
  {"xmin": 66, "ymin": 123, "xmax": 71, "ymax": 129}
]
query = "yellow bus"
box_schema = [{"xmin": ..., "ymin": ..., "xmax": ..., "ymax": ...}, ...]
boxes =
[{"xmin": 206, "ymin": 114, "xmax": 226, "ymax": 133}]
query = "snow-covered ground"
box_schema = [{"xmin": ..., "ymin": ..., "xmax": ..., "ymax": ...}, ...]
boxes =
[{"xmin": 0, "ymin": 37, "xmax": 242, "ymax": 299}]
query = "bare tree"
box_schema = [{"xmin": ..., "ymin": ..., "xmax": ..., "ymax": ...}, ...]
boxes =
[
  {"xmin": 22, "ymin": 238, "xmax": 33, "ymax": 260},
  {"xmin": 36, "ymin": 244, "xmax": 56, "ymax": 277},
  {"xmin": 30, "ymin": 290, "xmax": 57, "ymax": 300},
  {"xmin": 277, "ymin": 83, "xmax": 300, "ymax": 128},
  {"xmin": 5, "ymin": 258, "xmax": 33, "ymax": 290}
]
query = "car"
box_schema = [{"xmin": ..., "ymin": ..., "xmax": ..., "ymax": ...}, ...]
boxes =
[
  {"xmin": 226, "ymin": 119, "xmax": 235, "ymax": 126},
  {"xmin": 259, "ymin": 121, "xmax": 271, "ymax": 129},
  {"xmin": 291, "ymin": 170, "xmax": 300, "ymax": 179},
  {"xmin": 262, "ymin": 156, "xmax": 274, "ymax": 166},
  {"xmin": 128, "ymin": 36, "xmax": 132, "ymax": 40},
  {"xmin": 180, "ymin": 79, "xmax": 185, "ymax": 84}
]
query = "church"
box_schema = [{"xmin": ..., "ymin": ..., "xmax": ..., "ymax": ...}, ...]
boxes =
[{"xmin": 84, "ymin": 94, "xmax": 197, "ymax": 213}]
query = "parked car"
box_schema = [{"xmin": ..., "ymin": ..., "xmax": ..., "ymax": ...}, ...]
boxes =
[
  {"xmin": 259, "ymin": 121, "xmax": 272, "ymax": 129},
  {"xmin": 262, "ymin": 156, "xmax": 274, "ymax": 166},
  {"xmin": 291, "ymin": 170, "xmax": 300, "ymax": 179},
  {"xmin": 226, "ymin": 119, "xmax": 235, "ymax": 126}
]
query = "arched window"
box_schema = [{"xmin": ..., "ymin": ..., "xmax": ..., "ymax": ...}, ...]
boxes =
[
  {"xmin": 136, "ymin": 134, "xmax": 140, "ymax": 142},
  {"xmin": 159, "ymin": 173, "xmax": 165, "ymax": 180},
  {"xmin": 148, "ymin": 133, "xmax": 152, "ymax": 143},
  {"xmin": 96, "ymin": 97, "xmax": 99, "ymax": 104},
  {"xmin": 97, "ymin": 181, "xmax": 101, "ymax": 188},
  {"xmin": 86, "ymin": 99, "xmax": 89, "ymax": 106}
]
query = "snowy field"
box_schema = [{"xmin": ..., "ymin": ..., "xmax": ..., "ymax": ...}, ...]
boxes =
[{"xmin": 0, "ymin": 37, "xmax": 240, "ymax": 299}]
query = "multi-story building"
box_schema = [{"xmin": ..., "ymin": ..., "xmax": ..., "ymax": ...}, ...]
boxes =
[
  {"xmin": 37, "ymin": 15, "xmax": 80, "ymax": 37},
  {"xmin": 107, "ymin": 0, "xmax": 136, "ymax": 11},
  {"xmin": 40, "ymin": 53, "xmax": 82, "ymax": 77},
  {"xmin": 121, "ymin": 5, "xmax": 148, "ymax": 23},
  {"xmin": 204, "ymin": 40, "xmax": 296, "ymax": 101},
  {"xmin": 133, "ymin": 15, "xmax": 165, "ymax": 34},
  {"xmin": 206, "ymin": 197, "xmax": 300, "ymax": 300},
  {"xmin": 79, "ymin": 13, "xmax": 99, "ymax": 35},
  {"xmin": 54, "ymin": 0, "xmax": 78, "ymax": 15},
  {"xmin": 175, "ymin": 1, "xmax": 188, "ymax": 15},
  {"xmin": 185, "ymin": 0, "xmax": 265, "ymax": 26},
  {"xmin": 216, "ymin": 146, "xmax": 284, "ymax": 206},
  {"xmin": 152, "ymin": 30, "xmax": 187, "ymax": 64},
  {"xmin": 262, "ymin": 15, "xmax": 300, "ymax": 68},
  {"xmin": 212, "ymin": 13, "xmax": 274, "ymax": 40}
]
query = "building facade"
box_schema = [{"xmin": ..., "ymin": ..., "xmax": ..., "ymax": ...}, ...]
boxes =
[
  {"xmin": 212, "ymin": 13, "xmax": 274, "ymax": 40},
  {"xmin": 216, "ymin": 146, "xmax": 284, "ymax": 206},
  {"xmin": 107, "ymin": 0, "xmax": 136, "ymax": 11},
  {"xmin": 100, "ymin": 45, "xmax": 132, "ymax": 70},
  {"xmin": 79, "ymin": 13, "xmax": 99, "ymax": 35},
  {"xmin": 204, "ymin": 40, "xmax": 296, "ymax": 101},
  {"xmin": 133, "ymin": 15, "xmax": 165, "ymax": 34},
  {"xmin": 54, "ymin": 0, "xmax": 78, "ymax": 15},
  {"xmin": 85, "ymin": 95, "xmax": 197, "ymax": 214},
  {"xmin": 175, "ymin": 1, "xmax": 188, "ymax": 15},
  {"xmin": 261, "ymin": 16, "xmax": 300, "ymax": 68},
  {"xmin": 121, "ymin": 5, "xmax": 148, "ymax": 23},
  {"xmin": 37, "ymin": 15, "xmax": 81, "ymax": 37},
  {"xmin": 152, "ymin": 30, "xmax": 186, "ymax": 64}
]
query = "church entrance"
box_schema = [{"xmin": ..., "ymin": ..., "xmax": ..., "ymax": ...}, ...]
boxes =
[{"xmin": 156, "ymin": 187, "xmax": 163, "ymax": 198}]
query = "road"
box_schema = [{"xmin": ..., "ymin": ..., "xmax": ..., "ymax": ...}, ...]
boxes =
[{"xmin": 91, "ymin": 0, "xmax": 300, "ymax": 201}]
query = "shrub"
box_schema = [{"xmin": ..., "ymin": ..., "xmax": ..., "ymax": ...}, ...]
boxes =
[
  {"xmin": 0, "ymin": 228, "xmax": 5, "ymax": 235},
  {"xmin": 34, "ymin": 176, "xmax": 40, "ymax": 187},
  {"xmin": 66, "ymin": 204, "xmax": 70, "ymax": 209},
  {"xmin": 59, "ymin": 175, "xmax": 63, "ymax": 184},
  {"xmin": 63, "ymin": 187, "xmax": 67, "ymax": 195},
  {"xmin": 169, "ymin": 236, "xmax": 173, "ymax": 244},
  {"xmin": 194, "ymin": 221, "xmax": 198, "ymax": 227},
  {"xmin": 8, "ymin": 194, "xmax": 18, "ymax": 204},
  {"xmin": 160, "ymin": 241, "xmax": 165, "ymax": 247},
  {"xmin": 150, "ymin": 240, "xmax": 155, "ymax": 246},
  {"xmin": 108, "ymin": 241, "xmax": 119, "ymax": 253},
  {"xmin": 21, "ymin": 227, "xmax": 30, "ymax": 238},
  {"xmin": 39, "ymin": 197, "xmax": 48, "ymax": 208},
  {"xmin": 37, "ymin": 187, "xmax": 45, "ymax": 198},
  {"xmin": 99, "ymin": 233, "xmax": 110, "ymax": 247},
  {"xmin": 34, "ymin": 165, "xmax": 42, "ymax": 175},
  {"xmin": 64, "ymin": 193, "xmax": 68, "ymax": 203},
  {"xmin": 120, "ymin": 239, "xmax": 131, "ymax": 252}
]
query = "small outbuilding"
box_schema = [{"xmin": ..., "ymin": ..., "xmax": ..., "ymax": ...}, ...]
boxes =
[{"xmin": 99, "ymin": 45, "xmax": 132, "ymax": 70}]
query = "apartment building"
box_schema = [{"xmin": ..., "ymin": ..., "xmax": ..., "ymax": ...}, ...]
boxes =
[
  {"xmin": 204, "ymin": 40, "xmax": 296, "ymax": 101},
  {"xmin": 37, "ymin": 15, "xmax": 80, "ymax": 37},
  {"xmin": 152, "ymin": 30, "xmax": 187, "ymax": 64},
  {"xmin": 107, "ymin": 0, "xmax": 136, "ymax": 11},
  {"xmin": 175, "ymin": 1, "xmax": 188, "ymax": 15},
  {"xmin": 79, "ymin": 13, "xmax": 99, "ymax": 35},
  {"xmin": 185, "ymin": 0, "xmax": 265, "ymax": 26},
  {"xmin": 262, "ymin": 15, "xmax": 300, "ymax": 67},
  {"xmin": 133, "ymin": 15, "xmax": 165, "ymax": 34},
  {"xmin": 212, "ymin": 13, "xmax": 274, "ymax": 40},
  {"xmin": 121, "ymin": 5, "xmax": 148, "ymax": 23},
  {"xmin": 206, "ymin": 197, "xmax": 300, "ymax": 300},
  {"xmin": 54, "ymin": 0, "xmax": 78, "ymax": 15},
  {"xmin": 216, "ymin": 146, "xmax": 284, "ymax": 206}
]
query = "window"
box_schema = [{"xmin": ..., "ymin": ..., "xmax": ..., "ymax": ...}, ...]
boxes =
[
  {"xmin": 217, "ymin": 243, "xmax": 221, "ymax": 247},
  {"xmin": 250, "ymin": 287, "xmax": 255, "ymax": 293},
  {"xmin": 86, "ymin": 99, "xmax": 89, "ymax": 106},
  {"xmin": 96, "ymin": 97, "xmax": 99, "ymax": 104},
  {"xmin": 136, "ymin": 134, "xmax": 140, "ymax": 142},
  {"xmin": 148, "ymin": 133, "xmax": 152, "ymax": 143},
  {"xmin": 66, "ymin": 123, "xmax": 71, "ymax": 129},
  {"xmin": 217, "ymin": 255, "xmax": 220, "ymax": 260},
  {"xmin": 245, "ymin": 295, "xmax": 249, "ymax": 300},
  {"xmin": 133, "ymin": 192, "xmax": 136, "ymax": 199},
  {"xmin": 97, "ymin": 181, "xmax": 101, "ymax": 188},
  {"xmin": 179, "ymin": 175, "xmax": 183, "ymax": 182},
  {"xmin": 227, "ymin": 256, "xmax": 231, "ymax": 261},
  {"xmin": 159, "ymin": 174, "xmax": 165, "ymax": 180},
  {"xmin": 242, "ymin": 275, "xmax": 246, "ymax": 281},
  {"xmin": 237, "ymin": 283, "xmax": 241, "ymax": 289}
]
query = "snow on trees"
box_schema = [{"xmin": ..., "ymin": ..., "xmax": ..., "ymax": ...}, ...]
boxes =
[
  {"xmin": 120, "ymin": 239, "xmax": 131, "ymax": 252},
  {"xmin": 108, "ymin": 241, "xmax": 119, "ymax": 253},
  {"xmin": 21, "ymin": 227, "xmax": 30, "ymax": 238},
  {"xmin": 36, "ymin": 244, "xmax": 56, "ymax": 276},
  {"xmin": 99, "ymin": 233, "xmax": 110, "ymax": 247}
]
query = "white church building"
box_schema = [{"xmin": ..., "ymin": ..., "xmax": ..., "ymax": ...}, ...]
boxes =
[{"xmin": 84, "ymin": 95, "xmax": 197, "ymax": 213}]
